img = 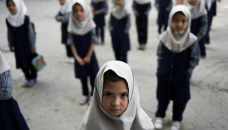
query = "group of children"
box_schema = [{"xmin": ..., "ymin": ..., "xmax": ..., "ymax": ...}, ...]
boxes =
[{"xmin": 3, "ymin": 0, "xmax": 221, "ymax": 130}]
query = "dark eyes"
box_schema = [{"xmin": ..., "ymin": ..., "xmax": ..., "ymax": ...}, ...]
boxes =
[
  {"xmin": 105, "ymin": 93, "xmax": 112, "ymax": 97},
  {"xmin": 104, "ymin": 93, "xmax": 128, "ymax": 97},
  {"xmin": 174, "ymin": 19, "xmax": 187, "ymax": 23},
  {"xmin": 121, "ymin": 94, "xmax": 128, "ymax": 97},
  {"xmin": 73, "ymin": 10, "xmax": 84, "ymax": 13}
]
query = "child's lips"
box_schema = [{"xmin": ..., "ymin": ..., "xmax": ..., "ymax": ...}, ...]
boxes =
[{"xmin": 110, "ymin": 109, "xmax": 120, "ymax": 112}]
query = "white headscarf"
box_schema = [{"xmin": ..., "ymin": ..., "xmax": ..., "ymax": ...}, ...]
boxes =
[
  {"xmin": 67, "ymin": 0, "xmax": 96, "ymax": 36},
  {"xmin": 6, "ymin": 0, "xmax": 27, "ymax": 27},
  {"xmin": 60, "ymin": 0, "xmax": 72, "ymax": 14},
  {"xmin": 184, "ymin": 0, "xmax": 207, "ymax": 19},
  {"xmin": 92, "ymin": 0, "xmax": 106, "ymax": 3},
  {"xmin": 79, "ymin": 61, "xmax": 154, "ymax": 130},
  {"xmin": 134, "ymin": 0, "xmax": 151, "ymax": 4},
  {"xmin": 111, "ymin": 0, "xmax": 130, "ymax": 20},
  {"xmin": 160, "ymin": 5, "xmax": 197, "ymax": 53},
  {"xmin": 0, "ymin": 51, "xmax": 11, "ymax": 74}
]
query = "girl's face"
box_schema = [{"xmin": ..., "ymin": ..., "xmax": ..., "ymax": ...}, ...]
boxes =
[
  {"xmin": 73, "ymin": 4, "xmax": 85, "ymax": 21},
  {"xmin": 172, "ymin": 12, "xmax": 188, "ymax": 32},
  {"xmin": 7, "ymin": 0, "xmax": 17, "ymax": 14},
  {"xmin": 114, "ymin": 0, "xmax": 123, "ymax": 6},
  {"xmin": 188, "ymin": 0, "xmax": 199, "ymax": 6},
  {"xmin": 59, "ymin": 0, "xmax": 66, "ymax": 6},
  {"xmin": 102, "ymin": 80, "xmax": 129, "ymax": 117}
]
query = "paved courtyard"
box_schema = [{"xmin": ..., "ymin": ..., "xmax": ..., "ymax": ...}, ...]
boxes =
[{"xmin": 0, "ymin": 0, "xmax": 228, "ymax": 130}]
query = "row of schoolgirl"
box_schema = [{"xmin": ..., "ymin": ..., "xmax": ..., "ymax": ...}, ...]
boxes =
[{"xmin": 3, "ymin": 0, "xmax": 221, "ymax": 130}]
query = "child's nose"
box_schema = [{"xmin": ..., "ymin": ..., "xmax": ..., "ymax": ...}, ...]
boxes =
[{"xmin": 112, "ymin": 98, "xmax": 120, "ymax": 106}]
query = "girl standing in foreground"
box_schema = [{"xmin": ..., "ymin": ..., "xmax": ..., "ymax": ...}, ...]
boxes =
[
  {"xmin": 0, "ymin": 51, "xmax": 29, "ymax": 130},
  {"xmin": 185, "ymin": 0, "xmax": 208, "ymax": 58},
  {"xmin": 109, "ymin": 0, "xmax": 131, "ymax": 63},
  {"xmin": 91, "ymin": 0, "xmax": 108, "ymax": 45},
  {"xmin": 154, "ymin": 5, "xmax": 200, "ymax": 130},
  {"xmin": 55, "ymin": 0, "xmax": 74, "ymax": 63},
  {"xmin": 67, "ymin": 0, "xmax": 99, "ymax": 105},
  {"xmin": 155, "ymin": 0, "xmax": 173, "ymax": 35},
  {"xmin": 132, "ymin": 0, "xmax": 152, "ymax": 50},
  {"xmin": 6, "ymin": 0, "xmax": 37, "ymax": 87},
  {"xmin": 79, "ymin": 61, "xmax": 154, "ymax": 130}
]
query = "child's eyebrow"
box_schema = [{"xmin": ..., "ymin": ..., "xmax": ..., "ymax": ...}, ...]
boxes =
[{"xmin": 103, "ymin": 91, "xmax": 112, "ymax": 93}]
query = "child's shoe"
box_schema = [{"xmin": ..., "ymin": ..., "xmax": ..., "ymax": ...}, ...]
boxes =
[
  {"xmin": 69, "ymin": 58, "xmax": 75, "ymax": 64},
  {"xmin": 140, "ymin": 44, "xmax": 146, "ymax": 50},
  {"xmin": 170, "ymin": 121, "xmax": 180, "ymax": 130},
  {"xmin": 66, "ymin": 58, "xmax": 74, "ymax": 64},
  {"xmin": 22, "ymin": 80, "xmax": 29, "ymax": 87},
  {"xmin": 88, "ymin": 96, "xmax": 93, "ymax": 105},
  {"xmin": 80, "ymin": 96, "xmax": 88, "ymax": 105},
  {"xmin": 28, "ymin": 79, "xmax": 37, "ymax": 87},
  {"xmin": 154, "ymin": 117, "xmax": 163, "ymax": 129},
  {"xmin": 138, "ymin": 44, "xmax": 142, "ymax": 50}
]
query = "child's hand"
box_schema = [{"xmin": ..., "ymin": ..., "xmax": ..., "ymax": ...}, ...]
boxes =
[
  {"xmin": 76, "ymin": 56, "xmax": 85, "ymax": 66},
  {"xmin": 95, "ymin": 11, "xmax": 100, "ymax": 15},
  {"xmin": 186, "ymin": 72, "xmax": 191, "ymax": 79},
  {"xmin": 217, "ymin": 0, "xmax": 221, "ymax": 2},
  {"xmin": 83, "ymin": 55, "xmax": 91, "ymax": 64},
  {"xmin": 166, "ymin": 8, "xmax": 170, "ymax": 11},
  {"xmin": 92, "ymin": 9, "xmax": 95, "ymax": 15},
  {"xmin": 60, "ymin": 16, "xmax": 64, "ymax": 20},
  {"xmin": 10, "ymin": 47, "xmax": 14, "ymax": 52},
  {"xmin": 31, "ymin": 49, "xmax": 36, "ymax": 53}
]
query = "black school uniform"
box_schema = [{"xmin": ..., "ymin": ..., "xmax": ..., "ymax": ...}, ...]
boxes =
[
  {"xmin": 109, "ymin": 15, "xmax": 131, "ymax": 63},
  {"xmin": 0, "ymin": 70, "xmax": 29, "ymax": 130},
  {"xmin": 204, "ymin": 0, "xmax": 217, "ymax": 43},
  {"xmin": 68, "ymin": 29, "xmax": 99, "ymax": 96},
  {"xmin": 156, "ymin": 41, "xmax": 200, "ymax": 121},
  {"xmin": 132, "ymin": 1, "xmax": 151, "ymax": 44},
  {"xmin": 6, "ymin": 15, "xmax": 37, "ymax": 80},
  {"xmin": 55, "ymin": 11, "xmax": 73, "ymax": 57},
  {"xmin": 190, "ymin": 15, "xmax": 208, "ymax": 57},
  {"xmin": 155, "ymin": 0, "xmax": 172, "ymax": 34},
  {"xmin": 91, "ymin": 1, "xmax": 108, "ymax": 44}
]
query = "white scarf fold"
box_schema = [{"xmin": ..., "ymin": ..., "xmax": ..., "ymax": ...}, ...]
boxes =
[
  {"xmin": 67, "ymin": 0, "xmax": 96, "ymax": 36},
  {"xmin": 160, "ymin": 5, "xmax": 197, "ymax": 53},
  {"xmin": 0, "ymin": 51, "xmax": 11, "ymax": 74},
  {"xmin": 134, "ymin": 0, "xmax": 151, "ymax": 4},
  {"xmin": 7, "ymin": 0, "xmax": 27, "ymax": 27},
  {"xmin": 205, "ymin": 0, "xmax": 212, "ymax": 11},
  {"xmin": 79, "ymin": 61, "xmax": 154, "ymax": 130},
  {"xmin": 184, "ymin": 0, "xmax": 207, "ymax": 19},
  {"xmin": 111, "ymin": 0, "xmax": 130, "ymax": 20},
  {"xmin": 60, "ymin": 0, "xmax": 72, "ymax": 14}
]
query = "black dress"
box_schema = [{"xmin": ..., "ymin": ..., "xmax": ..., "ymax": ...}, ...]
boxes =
[{"xmin": 0, "ymin": 97, "xmax": 30, "ymax": 130}]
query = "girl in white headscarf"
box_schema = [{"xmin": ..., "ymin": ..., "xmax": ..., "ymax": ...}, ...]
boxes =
[
  {"xmin": 55, "ymin": 0, "xmax": 74, "ymax": 63},
  {"xmin": 154, "ymin": 5, "xmax": 200, "ymax": 130},
  {"xmin": 79, "ymin": 61, "xmax": 154, "ymax": 130},
  {"xmin": 67, "ymin": 0, "xmax": 99, "ymax": 105},
  {"xmin": 132, "ymin": 0, "xmax": 152, "ymax": 50},
  {"xmin": 109, "ymin": 0, "xmax": 131, "ymax": 63},
  {"xmin": 91, "ymin": 0, "xmax": 108, "ymax": 45},
  {"xmin": 0, "ymin": 51, "xmax": 29, "ymax": 130},
  {"xmin": 185, "ymin": 0, "xmax": 208, "ymax": 58},
  {"xmin": 6, "ymin": 0, "xmax": 37, "ymax": 87}
]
